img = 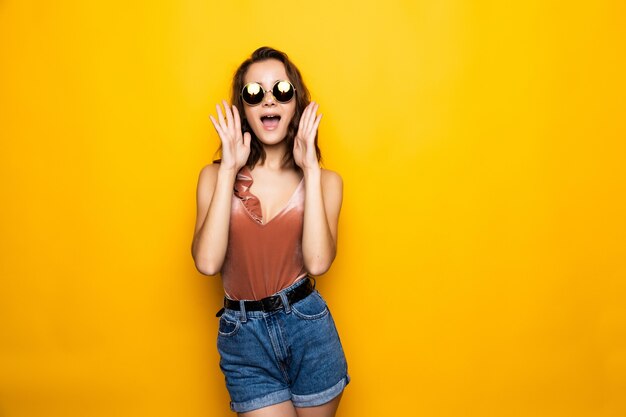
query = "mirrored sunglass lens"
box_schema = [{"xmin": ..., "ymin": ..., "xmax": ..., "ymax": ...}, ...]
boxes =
[
  {"xmin": 273, "ymin": 81, "xmax": 294, "ymax": 102},
  {"xmin": 242, "ymin": 83, "xmax": 264, "ymax": 105}
]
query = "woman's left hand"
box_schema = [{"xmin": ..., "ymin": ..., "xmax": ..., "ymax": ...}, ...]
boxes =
[{"xmin": 293, "ymin": 101, "xmax": 322, "ymax": 170}]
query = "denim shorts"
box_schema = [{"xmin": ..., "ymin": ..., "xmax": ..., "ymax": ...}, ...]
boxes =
[{"xmin": 216, "ymin": 278, "xmax": 350, "ymax": 413}]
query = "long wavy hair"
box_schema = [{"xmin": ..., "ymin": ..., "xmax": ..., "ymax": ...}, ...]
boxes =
[{"xmin": 221, "ymin": 46, "xmax": 322, "ymax": 169}]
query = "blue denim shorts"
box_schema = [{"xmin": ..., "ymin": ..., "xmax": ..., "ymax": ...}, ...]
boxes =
[{"xmin": 216, "ymin": 278, "xmax": 350, "ymax": 413}]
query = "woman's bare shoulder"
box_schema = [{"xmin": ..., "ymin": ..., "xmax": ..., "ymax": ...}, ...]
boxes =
[
  {"xmin": 198, "ymin": 161, "xmax": 221, "ymax": 181},
  {"xmin": 321, "ymin": 168, "xmax": 342, "ymax": 182},
  {"xmin": 320, "ymin": 168, "xmax": 343, "ymax": 192},
  {"xmin": 196, "ymin": 162, "xmax": 224, "ymax": 200}
]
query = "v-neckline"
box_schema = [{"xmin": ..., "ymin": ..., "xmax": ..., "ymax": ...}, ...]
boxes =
[{"xmin": 240, "ymin": 166, "xmax": 304, "ymax": 226}]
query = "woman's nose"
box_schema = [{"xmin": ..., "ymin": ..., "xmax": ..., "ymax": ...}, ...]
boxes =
[{"xmin": 262, "ymin": 90, "xmax": 276, "ymax": 106}]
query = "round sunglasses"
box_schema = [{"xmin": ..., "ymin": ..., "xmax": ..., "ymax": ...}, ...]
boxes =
[{"xmin": 241, "ymin": 80, "xmax": 296, "ymax": 106}]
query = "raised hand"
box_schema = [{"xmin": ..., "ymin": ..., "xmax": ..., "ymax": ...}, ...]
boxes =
[
  {"xmin": 209, "ymin": 100, "xmax": 251, "ymax": 171},
  {"xmin": 293, "ymin": 101, "xmax": 322, "ymax": 171}
]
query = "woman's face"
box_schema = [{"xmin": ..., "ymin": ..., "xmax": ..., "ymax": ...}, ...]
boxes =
[{"xmin": 243, "ymin": 59, "xmax": 296, "ymax": 147}]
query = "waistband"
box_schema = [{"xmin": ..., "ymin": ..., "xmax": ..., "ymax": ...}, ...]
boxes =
[{"xmin": 216, "ymin": 276, "xmax": 315, "ymax": 319}]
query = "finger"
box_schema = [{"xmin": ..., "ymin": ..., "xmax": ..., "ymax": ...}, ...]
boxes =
[
  {"xmin": 303, "ymin": 101, "xmax": 314, "ymax": 132},
  {"xmin": 298, "ymin": 104, "xmax": 308, "ymax": 133},
  {"xmin": 209, "ymin": 115, "xmax": 222, "ymax": 135},
  {"xmin": 209, "ymin": 115, "xmax": 228, "ymax": 144},
  {"xmin": 308, "ymin": 102, "xmax": 319, "ymax": 133},
  {"xmin": 216, "ymin": 104, "xmax": 227, "ymax": 131},
  {"xmin": 243, "ymin": 131, "xmax": 251, "ymax": 149},
  {"xmin": 312, "ymin": 113, "xmax": 322, "ymax": 137},
  {"xmin": 223, "ymin": 100, "xmax": 234, "ymax": 130},
  {"xmin": 306, "ymin": 101, "xmax": 319, "ymax": 133},
  {"xmin": 232, "ymin": 105, "xmax": 242, "ymax": 139}
]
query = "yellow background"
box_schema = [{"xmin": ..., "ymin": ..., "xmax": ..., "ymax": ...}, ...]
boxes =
[{"xmin": 1, "ymin": 1, "xmax": 625, "ymax": 416}]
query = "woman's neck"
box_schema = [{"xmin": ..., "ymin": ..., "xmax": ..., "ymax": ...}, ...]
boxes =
[{"xmin": 258, "ymin": 142, "xmax": 291, "ymax": 171}]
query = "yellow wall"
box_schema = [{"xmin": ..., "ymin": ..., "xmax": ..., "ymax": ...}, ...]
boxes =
[{"xmin": 1, "ymin": 1, "xmax": 625, "ymax": 416}]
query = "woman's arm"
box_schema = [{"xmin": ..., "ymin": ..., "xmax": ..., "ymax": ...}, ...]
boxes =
[
  {"xmin": 191, "ymin": 101, "xmax": 250, "ymax": 275},
  {"xmin": 301, "ymin": 167, "xmax": 343, "ymax": 275},
  {"xmin": 293, "ymin": 101, "xmax": 343, "ymax": 275},
  {"xmin": 191, "ymin": 164, "xmax": 238, "ymax": 275}
]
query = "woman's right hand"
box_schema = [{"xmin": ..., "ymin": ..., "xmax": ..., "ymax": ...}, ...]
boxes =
[{"xmin": 209, "ymin": 100, "xmax": 251, "ymax": 172}]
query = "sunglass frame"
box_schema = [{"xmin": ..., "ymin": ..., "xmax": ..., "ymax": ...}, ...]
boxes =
[{"xmin": 241, "ymin": 80, "xmax": 296, "ymax": 106}]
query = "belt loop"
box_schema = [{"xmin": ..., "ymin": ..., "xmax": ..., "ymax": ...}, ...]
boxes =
[
  {"xmin": 279, "ymin": 291, "xmax": 291, "ymax": 314},
  {"xmin": 239, "ymin": 300, "xmax": 247, "ymax": 323}
]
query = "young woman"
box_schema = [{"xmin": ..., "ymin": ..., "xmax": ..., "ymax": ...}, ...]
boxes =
[{"xmin": 191, "ymin": 47, "xmax": 349, "ymax": 417}]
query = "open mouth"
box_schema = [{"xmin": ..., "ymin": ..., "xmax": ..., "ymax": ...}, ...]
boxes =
[{"xmin": 260, "ymin": 115, "xmax": 281, "ymax": 130}]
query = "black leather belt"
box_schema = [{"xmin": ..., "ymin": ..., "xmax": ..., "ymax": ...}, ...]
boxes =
[{"xmin": 217, "ymin": 277, "xmax": 314, "ymax": 317}]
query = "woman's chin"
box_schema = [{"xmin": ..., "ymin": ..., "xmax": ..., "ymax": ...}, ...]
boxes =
[{"xmin": 255, "ymin": 129, "xmax": 288, "ymax": 146}]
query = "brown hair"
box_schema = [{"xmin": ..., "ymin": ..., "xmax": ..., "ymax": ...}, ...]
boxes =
[{"xmin": 224, "ymin": 46, "xmax": 322, "ymax": 169}]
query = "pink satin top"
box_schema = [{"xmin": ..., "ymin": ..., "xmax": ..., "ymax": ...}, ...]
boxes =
[{"xmin": 220, "ymin": 166, "xmax": 308, "ymax": 300}]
